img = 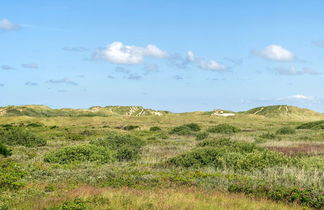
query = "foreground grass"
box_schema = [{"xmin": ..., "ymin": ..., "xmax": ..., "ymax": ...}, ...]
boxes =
[{"xmin": 12, "ymin": 186, "xmax": 305, "ymax": 210}]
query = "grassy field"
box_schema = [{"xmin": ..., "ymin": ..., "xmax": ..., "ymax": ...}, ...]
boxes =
[{"xmin": 0, "ymin": 105, "xmax": 323, "ymax": 209}]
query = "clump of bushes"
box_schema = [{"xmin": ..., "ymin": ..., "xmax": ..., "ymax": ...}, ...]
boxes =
[
  {"xmin": 123, "ymin": 125, "xmax": 140, "ymax": 130},
  {"xmin": 228, "ymin": 180, "xmax": 324, "ymax": 209},
  {"xmin": 44, "ymin": 144, "xmax": 114, "ymax": 164},
  {"xmin": 195, "ymin": 132, "xmax": 209, "ymax": 140},
  {"xmin": 0, "ymin": 127, "xmax": 46, "ymax": 147},
  {"xmin": 90, "ymin": 133, "xmax": 144, "ymax": 161},
  {"xmin": 149, "ymin": 126, "xmax": 161, "ymax": 131},
  {"xmin": 26, "ymin": 122, "xmax": 44, "ymax": 128},
  {"xmin": 297, "ymin": 120, "xmax": 324, "ymax": 130},
  {"xmin": 0, "ymin": 143, "xmax": 12, "ymax": 157},
  {"xmin": 0, "ymin": 160, "xmax": 27, "ymax": 190},
  {"xmin": 166, "ymin": 139, "xmax": 291, "ymax": 171},
  {"xmin": 259, "ymin": 132, "xmax": 277, "ymax": 139},
  {"xmin": 169, "ymin": 123, "xmax": 201, "ymax": 136},
  {"xmin": 207, "ymin": 124, "xmax": 240, "ymax": 134},
  {"xmin": 276, "ymin": 126, "xmax": 296, "ymax": 135}
]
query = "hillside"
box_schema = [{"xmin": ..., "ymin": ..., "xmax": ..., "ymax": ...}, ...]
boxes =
[
  {"xmin": 243, "ymin": 105, "xmax": 323, "ymax": 119},
  {"xmin": 0, "ymin": 105, "xmax": 168, "ymax": 117}
]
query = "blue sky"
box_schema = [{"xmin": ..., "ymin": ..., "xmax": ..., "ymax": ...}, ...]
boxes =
[{"xmin": 1, "ymin": 0, "xmax": 324, "ymax": 112}]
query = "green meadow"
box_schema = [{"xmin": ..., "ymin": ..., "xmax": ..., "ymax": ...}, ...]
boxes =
[{"xmin": 0, "ymin": 105, "xmax": 323, "ymax": 209}]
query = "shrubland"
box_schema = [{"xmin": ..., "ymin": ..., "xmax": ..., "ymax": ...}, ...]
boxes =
[{"xmin": 0, "ymin": 107, "xmax": 323, "ymax": 209}]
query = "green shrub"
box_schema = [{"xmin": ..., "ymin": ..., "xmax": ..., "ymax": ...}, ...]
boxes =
[
  {"xmin": 0, "ymin": 143, "xmax": 12, "ymax": 157},
  {"xmin": 90, "ymin": 133, "xmax": 144, "ymax": 161},
  {"xmin": 276, "ymin": 127, "xmax": 296, "ymax": 135},
  {"xmin": 259, "ymin": 133, "xmax": 277, "ymax": 139},
  {"xmin": 169, "ymin": 126, "xmax": 193, "ymax": 136},
  {"xmin": 195, "ymin": 132, "xmax": 209, "ymax": 140},
  {"xmin": 297, "ymin": 120, "xmax": 324, "ymax": 130},
  {"xmin": 167, "ymin": 139, "xmax": 291, "ymax": 171},
  {"xmin": 207, "ymin": 124, "xmax": 240, "ymax": 134},
  {"xmin": 184, "ymin": 123, "xmax": 201, "ymax": 132},
  {"xmin": 123, "ymin": 125, "xmax": 139, "ymax": 130},
  {"xmin": 0, "ymin": 127, "xmax": 46, "ymax": 147},
  {"xmin": 228, "ymin": 180, "xmax": 324, "ymax": 209},
  {"xmin": 149, "ymin": 126, "xmax": 161, "ymax": 131},
  {"xmin": 0, "ymin": 160, "xmax": 27, "ymax": 190},
  {"xmin": 169, "ymin": 123, "xmax": 201, "ymax": 136},
  {"xmin": 44, "ymin": 144, "xmax": 115, "ymax": 164},
  {"xmin": 26, "ymin": 122, "xmax": 44, "ymax": 128}
]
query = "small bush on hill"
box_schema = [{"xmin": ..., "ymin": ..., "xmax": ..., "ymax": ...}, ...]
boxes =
[
  {"xmin": 0, "ymin": 143, "xmax": 12, "ymax": 157},
  {"xmin": 149, "ymin": 126, "xmax": 161, "ymax": 131},
  {"xmin": 167, "ymin": 139, "xmax": 291, "ymax": 171},
  {"xmin": 123, "ymin": 125, "xmax": 139, "ymax": 130},
  {"xmin": 207, "ymin": 124, "xmax": 240, "ymax": 134},
  {"xmin": 276, "ymin": 127, "xmax": 296, "ymax": 135},
  {"xmin": 44, "ymin": 144, "xmax": 115, "ymax": 164},
  {"xmin": 0, "ymin": 127, "xmax": 46, "ymax": 147},
  {"xmin": 297, "ymin": 120, "xmax": 324, "ymax": 130},
  {"xmin": 195, "ymin": 132, "xmax": 209, "ymax": 140},
  {"xmin": 0, "ymin": 160, "xmax": 27, "ymax": 190},
  {"xmin": 184, "ymin": 123, "xmax": 201, "ymax": 131},
  {"xmin": 90, "ymin": 133, "xmax": 144, "ymax": 161},
  {"xmin": 169, "ymin": 123, "xmax": 201, "ymax": 136},
  {"xmin": 259, "ymin": 133, "xmax": 277, "ymax": 139},
  {"xmin": 26, "ymin": 122, "xmax": 44, "ymax": 128}
]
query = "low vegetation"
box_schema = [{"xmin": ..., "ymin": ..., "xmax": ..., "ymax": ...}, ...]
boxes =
[
  {"xmin": 207, "ymin": 123, "xmax": 241, "ymax": 134},
  {"xmin": 0, "ymin": 143, "xmax": 12, "ymax": 157},
  {"xmin": 297, "ymin": 120, "xmax": 324, "ymax": 130},
  {"xmin": 44, "ymin": 144, "xmax": 115, "ymax": 164},
  {"xmin": 0, "ymin": 126, "xmax": 46, "ymax": 147},
  {"xmin": 0, "ymin": 105, "xmax": 323, "ymax": 209},
  {"xmin": 276, "ymin": 127, "xmax": 296, "ymax": 135}
]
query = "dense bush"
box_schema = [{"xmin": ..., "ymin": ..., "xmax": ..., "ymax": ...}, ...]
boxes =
[
  {"xmin": 0, "ymin": 160, "xmax": 27, "ymax": 190},
  {"xmin": 169, "ymin": 123, "xmax": 201, "ymax": 136},
  {"xmin": 90, "ymin": 133, "xmax": 144, "ymax": 161},
  {"xmin": 184, "ymin": 123, "xmax": 201, "ymax": 132},
  {"xmin": 276, "ymin": 127, "xmax": 296, "ymax": 135},
  {"xmin": 167, "ymin": 139, "xmax": 291, "ymax": 171},
  {"xmin": 0, "ymin": 143, "xmax": 12, "ymax": 157},
  {"xmin": 44, "ymin": 144, "xmax": 115, "ymax": 164},
  {"xmin": 123, "ymin": 125, "xmax": 139, "ymax": 130},
  {"xmin": 297, "ymin": 120, "xmax": 324, "ymax": 130},
  {"xmin": 197, "ymin": 138, "xmax": 264, "ymax": 153},
  {"xmin": 259, "ymin": 133, "xmax": 277, "ymax": 139},
  {"xmin": 26, "ymin": 122, "xmax": 44, "ymax": 128},
  {"xmin": 195, "ymin": 132, "xmax": 209, "ymax": 140},
  {"xmin": 149, "ymin": 126, "xmax": 161, "ymax": 131},
  {"xmin": 207, "ymin": 124, "xmax": 240, "ymax": 134},
  {"xmin": 0, "ymin": 127, "xmax": 46, "ymax": 147},
  {"xmin": 228, "ymin": 180, "xmax": 324, "ymax": 209}
]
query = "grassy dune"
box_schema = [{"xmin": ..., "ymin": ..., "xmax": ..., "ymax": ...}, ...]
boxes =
[{"xmin": 0, "ymin": 105, "xmax": 323, "ymax": 209}]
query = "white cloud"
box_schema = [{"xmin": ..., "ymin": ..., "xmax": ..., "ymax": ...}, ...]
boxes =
[
  {"xmin": 288, "ymin": 94, "xmax": 315, "ymax": 100},
  {"xmin": 21, "ymin": 63, "xmax": 39, "ymax": 69},
  {"xmin": 187, "ymin": 51, "xmax": 195, "ymax": 62},
  {"xmin": 272, "ymin": 66, "xmax": 320, "ymax": 75},
  {"xmin": 199, "ymin": 59, "xmax": 226, "ymax": 71},
  {"xmin": 258, "ymin": 45, "xmax": 294, "ymax": 61},
  {"xmin": 96, "ymin": 42, "xmax": 167, "ymax": 64},
  {"xmin": 0, "ymin": 19, "xmax": 20, "ymax": 31}
]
